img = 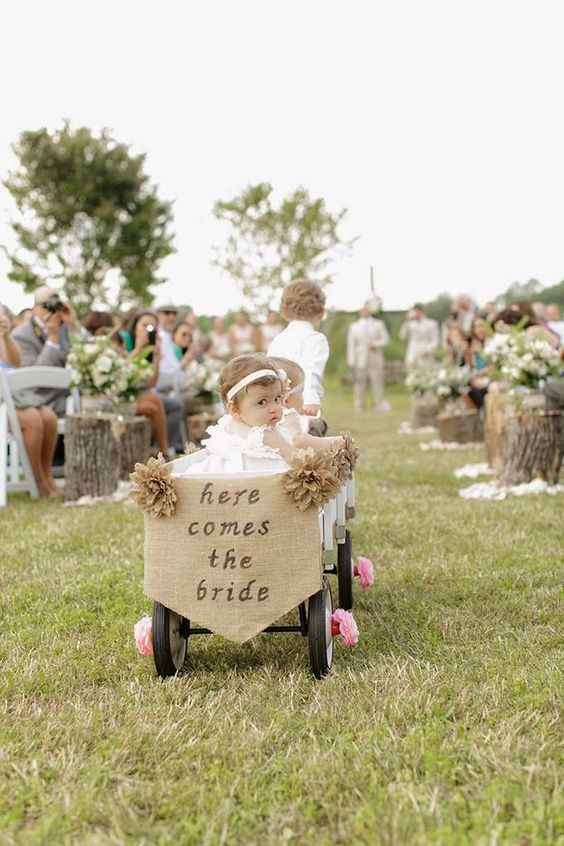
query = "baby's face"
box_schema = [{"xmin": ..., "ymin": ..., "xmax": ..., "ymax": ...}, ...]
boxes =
[{"xmin": 231, "ymin": 380, "xmax": 284, "ymax": 428}]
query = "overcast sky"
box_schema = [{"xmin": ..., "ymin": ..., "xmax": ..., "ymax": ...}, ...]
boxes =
[{"xmin": 1, "ymin": 0, "xmax": 564, "ymax": 316}]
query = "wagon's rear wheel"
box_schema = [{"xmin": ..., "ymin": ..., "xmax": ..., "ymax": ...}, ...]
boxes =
[
  {"xmin": 308, "ymin": 578, "xmax": 333, "ymax": 679},
  {"xmin": 152, "ymin": 602, "xmax": 188, "ymax": 678},
  {"xmin": 337, "ymin": 529, "xmax": 354, "ymax": 611}
]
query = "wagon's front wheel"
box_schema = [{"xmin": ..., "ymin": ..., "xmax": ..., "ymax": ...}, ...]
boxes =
[
  {"xmin": 152, "ymin": 602, "xmax": 188, "ymax": 678},
  {"xmin": 308, "ymin": 579, "xmax": 333, "ymax": 679}
]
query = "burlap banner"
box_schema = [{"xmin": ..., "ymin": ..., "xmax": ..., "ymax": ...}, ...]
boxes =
[{"xmin": 144, "ymin": 472, "xmax": 322, "ymax": 643}]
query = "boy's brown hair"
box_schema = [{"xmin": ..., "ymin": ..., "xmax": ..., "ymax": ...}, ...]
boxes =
[
  {"xmin": 269, "ymin": 356, "xmax": 305, "ymax": 393},
  {"xmin": 280, "ymin": 279, "xmax": 326, "ymax": 322},
  {"xmin": 218, "ymin": 353, "xmax": 283, "ymax": 406}
]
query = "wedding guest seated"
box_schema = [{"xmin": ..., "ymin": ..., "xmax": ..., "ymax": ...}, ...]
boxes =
[
  {"xmin": 229, "ymin": 310, "xmax": 258, "ymax": 356},
  {"xmin": 464, "ymin": 317, "xmax": 490, "ymax": 410},
  {"xmin": 172, "ymin": 320, "xmax": 197, "ymax": 366},
  {"xmin": 209, "ymin": 316, "xmax": 231, "ymax": 363},
  {"xmin": 11, "ymin": 286, "xmax": 80, "ymax": 416},
  {"xmin": 13, "ymin": 308, "xmax": 32, "ymax": 328},
  {"xmin": 125, "ymin": 311, "xmax": 185, "ymax": 454},
  {"xmin": 444, "ymin": 313, "xmax": 469, "ymax": 367},
  {"xmin": 83, "ymin": 310, "xmax": 116, "ymax": 336},
  {"xmin": 546, "ymin": 304, "xmax": 564, "ymax": 345},
  {"xmin": 1, "ymin": 303, "xmax": 61, "ymax": 498}
]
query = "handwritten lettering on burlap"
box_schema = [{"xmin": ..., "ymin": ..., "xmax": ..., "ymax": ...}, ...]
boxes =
[{"xmin": 144, "ymin": 473, "xmax": 322, "ymax": 643}]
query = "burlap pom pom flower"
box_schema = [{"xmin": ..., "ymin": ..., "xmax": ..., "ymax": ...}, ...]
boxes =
[
  {"xmin": 130, "ymin": 455, "xmax": 178, "ymax": 518},
  {"xmin": 331, "ymin": 432, "xmax": 360, "ymax": 482},
  {"xmin": 283, "ymin": 448, "xmax": 341, "ymax": 511}
]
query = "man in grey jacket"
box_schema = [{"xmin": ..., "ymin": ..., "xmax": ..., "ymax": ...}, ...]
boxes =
[{"xmin": 11, "ymin": 286, "xmax": 79, "ymax": 415}]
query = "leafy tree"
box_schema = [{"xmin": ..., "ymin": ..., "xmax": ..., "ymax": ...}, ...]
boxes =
[
  {"xmin": 495, "ymin": 278, "xmax": 542, "ymax": 306},
  {"xmin": 3, "ymin": 124, "xmax": 175, "ymax": 313},
  {"xmin": 213, "ymin": 183, "xmax": 354, "ymax": 314},
  {"xmin": 422, "ymin": 292, "xmax": 453, "ymax": 323}
]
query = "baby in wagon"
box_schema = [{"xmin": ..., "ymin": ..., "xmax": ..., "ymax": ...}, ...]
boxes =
[{"xmin": 177, "ymin": 353, "xmax": 342, "ymax": 475}]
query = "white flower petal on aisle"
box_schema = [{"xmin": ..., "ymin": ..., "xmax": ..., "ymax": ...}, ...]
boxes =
[
  {"xmin": 454, "ymin": 463, "xmax": 494, "ymax": 479},
  {"xmin": 459, "ymin": 479, "xmax": 564, "ymax": 501}
]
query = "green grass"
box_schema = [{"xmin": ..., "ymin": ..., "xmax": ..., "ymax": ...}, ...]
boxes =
[{"xmin": 1, "ymin": 386, "xmax": 563, "ymax": 845}]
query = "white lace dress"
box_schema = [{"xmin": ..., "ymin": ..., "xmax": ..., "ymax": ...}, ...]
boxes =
[{"xmin": 176, "ymin": 415, "xmax": 290, "ymax": 475}]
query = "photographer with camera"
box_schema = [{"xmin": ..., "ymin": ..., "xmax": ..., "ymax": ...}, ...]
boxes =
[{"xmin": 11, "ymin": 286, "xmax": 80, "ymax": 416}]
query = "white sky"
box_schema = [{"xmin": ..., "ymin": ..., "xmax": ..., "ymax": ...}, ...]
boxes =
[{"xmin": 1, "ymin": 0, "xmax": 564, "ymax": 316}]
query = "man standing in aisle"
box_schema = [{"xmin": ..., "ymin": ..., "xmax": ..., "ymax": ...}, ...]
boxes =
[
  {"xmin": 399, "ymin": 303, "xmax": 439, "ymax": 368},
  {"xmin": 347, "ymin": 303, "xmax": 390, "ymax": 412}
]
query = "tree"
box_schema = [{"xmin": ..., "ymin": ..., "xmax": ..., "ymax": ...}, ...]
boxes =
[
  {"xmin": 213, "ymin": 183, "xmax": 354, "ymax": 314},
  {"xmin": 3, "ymin": 124, "xmax": 175, "ymax": 313},
  {"xmin": 495, "ymin": 278, "xmax": 542, "ymax": 307},
  {"xmin": 422, "ymin": 292, "xmax": 453, "ymax": 323}
]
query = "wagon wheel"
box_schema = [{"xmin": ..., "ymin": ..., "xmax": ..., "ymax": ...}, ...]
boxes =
[
  {"xmin": 308, "ymin": 578, "xmax": 334, "ymax": 679},
  {"xmin": 152, "ymin": 602, "xmax": 188, "ymax": 678},
  {"xmin": 337, "ymin": 529, "xmax": 354, "ymax": 611}
]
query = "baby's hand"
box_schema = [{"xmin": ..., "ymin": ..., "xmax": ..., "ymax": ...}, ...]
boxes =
[{"xmin": 291, "ymin": 432, "xmax": 309, "ymax": 449}]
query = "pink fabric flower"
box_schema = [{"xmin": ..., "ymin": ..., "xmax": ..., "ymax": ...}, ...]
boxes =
[
  {"xmin": 331, "ymin": 609, "xmax": 359, "ymax": 646},
  {"xmin": 134, "ymin": 615, "xmax": 153, "ymax": 656},
  {"xmin": 354, "ymin": 556, "xmax": 375, "ymax": 589}
]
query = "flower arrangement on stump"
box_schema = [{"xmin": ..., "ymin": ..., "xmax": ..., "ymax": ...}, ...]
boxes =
[{"xmin": 69, "ymin": 336, "xmax": 152, "ymax": 410}]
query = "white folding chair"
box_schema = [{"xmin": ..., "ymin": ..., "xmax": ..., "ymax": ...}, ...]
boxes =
[{"xmin": 0, "ymin": 367, "xmax": 77, "ymax": 507}]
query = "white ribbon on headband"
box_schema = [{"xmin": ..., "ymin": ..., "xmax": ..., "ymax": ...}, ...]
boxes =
[{"xmin": 227, "ymin": 368, "xmax": 287, "ymax": 402}]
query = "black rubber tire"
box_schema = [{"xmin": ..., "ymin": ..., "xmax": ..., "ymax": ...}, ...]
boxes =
[
  {"xmin": 337, "ymin": 530, "xmax": 354, "ymax": 611},
  {"xmin": 308, "ymin": 579, "xmax": 334, "ymax": 679},
  {"xmin": 152, "ymin": 602, "xmax": 188, "ymax": 678}
]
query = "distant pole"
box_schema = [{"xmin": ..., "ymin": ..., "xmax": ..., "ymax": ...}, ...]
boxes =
[{"xmin": 370, "ymin": 265, "xmax": 375, "ymax": 296}]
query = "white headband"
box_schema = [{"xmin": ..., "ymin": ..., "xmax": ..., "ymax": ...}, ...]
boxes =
[{"xmin": 227, "ymin": 368, "xmax": 287, "ymax": 402}]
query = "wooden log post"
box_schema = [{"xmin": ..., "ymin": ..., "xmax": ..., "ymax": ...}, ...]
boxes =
[
  {"xmin": 498, "ymin": 408, "xmax": 564, "ymax": 486},
  {"xmin": 410, "ymin": 394, "xmax": 438, "ymax": 429},
  {"xmin": 437, "ymin": 411, "xmax": 483, "ymax": 443},
  {"xmin": 116, "ymin": 416, "xmax": 151, "ymax": 480},
  {"xmin": 64, "ymin": 413, "xmax": 151, "ymax": 501},
  {"xmin": 64, "ymin": 414, "xmax": 121, "ymax": 501}
]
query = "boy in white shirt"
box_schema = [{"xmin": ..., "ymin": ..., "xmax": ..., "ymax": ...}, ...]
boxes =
[{"xmin": 267, "ymin": 280, "xmax": 329, "ymax": 417}]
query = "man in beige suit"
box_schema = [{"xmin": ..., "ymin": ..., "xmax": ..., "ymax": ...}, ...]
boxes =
[{"xmin": 347, "ymin": 304, "xmax": 390, "ymax": 412}]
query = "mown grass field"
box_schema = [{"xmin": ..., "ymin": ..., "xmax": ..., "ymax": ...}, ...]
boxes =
[{"xmin": 1, "ymin": 386, "xmax": 562, "ymax": 845}]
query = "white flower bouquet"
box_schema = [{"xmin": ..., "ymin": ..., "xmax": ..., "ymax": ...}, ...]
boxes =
[
  {"xmin": 405, "ymin": 367, "xmax": 439, "ymax": 396},
  {"xmin": 483, "ymin": 329, "xmax": 561, "ymax": 390},
  {"xmin": 183, "ymin": 358, "xmax": 221, "ymax": 402},
  {"xmin": 434, "ymin": 365, "xmax": 471, "ymax": 401},
  {"xmin": 68, "ymin": 336, "xmax": 152, "ymax": 403}
]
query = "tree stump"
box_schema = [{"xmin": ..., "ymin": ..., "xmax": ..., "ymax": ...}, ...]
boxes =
[
  {"xmin": 437, "ymin": 411, "xmax": 483, "ymax": 443},
  {"xmin": 64, "ymin": 413, "xmax": 150, "ymax": 501},
  {"xmin": 484, "ymin": 390, "xmax": 509, "ymax": 473},
  {"xmin": 410, "ymin": 394, "xmax": 438, "ymax": 429},
  {"xmin": 116, "ymin": 416, "xmax": 151, "ymax": 479},
  {"xmin": 498, "ymin": 406, "xmax": 564, "ymax": 486}
]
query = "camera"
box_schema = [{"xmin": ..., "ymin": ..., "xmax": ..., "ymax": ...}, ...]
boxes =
[
  {"xmin": 42, "ymin": 294, "xmax": 66, "ymax": 314},
  {"xmin": 145, "ymin": 323, "xmax": 157, "ymax": 362}
]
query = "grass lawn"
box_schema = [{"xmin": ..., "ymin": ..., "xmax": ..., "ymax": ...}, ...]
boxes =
[{"xmin": 1, "ymin": 385, "xmax": 562, "ymax": 845}]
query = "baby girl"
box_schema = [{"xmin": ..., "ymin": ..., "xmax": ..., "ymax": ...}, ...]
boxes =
[{"xmin": 178, "ymin": 353, "xmax": 342, "ymax": 475}]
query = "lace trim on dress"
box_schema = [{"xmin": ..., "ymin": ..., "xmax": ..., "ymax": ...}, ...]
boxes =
[
  {"xmin": 201, "ymin": 415, "xmax": 281, "ymax": 461},
  {"xmin": 243, "ymin": 425, "xmax": 281, "ymax": 460}
]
